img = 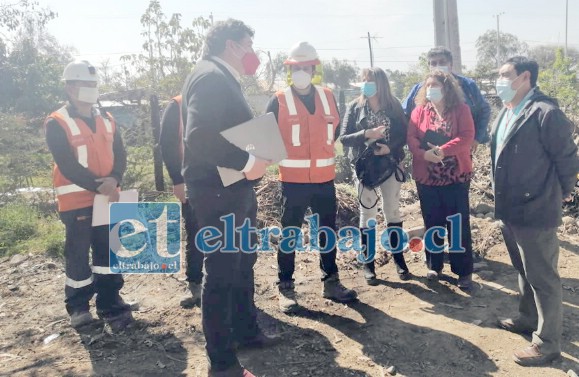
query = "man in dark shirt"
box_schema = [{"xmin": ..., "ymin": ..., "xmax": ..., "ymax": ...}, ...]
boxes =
[
  {"xmin": 159, "ymin": 96, "xmax": 203, "ymax": 308},
  {"xmin": 492, "ymin": 57, "xmax": 579, "ymax": 366},
  {"xmin": 181, "ymin": 19, "xmax": 276, "ymax": 377},
  {"xmin": 45, "ymin": 60, "xmax": 132, "ymax": 332}
]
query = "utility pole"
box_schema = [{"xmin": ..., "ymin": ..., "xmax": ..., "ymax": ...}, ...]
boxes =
[
  {"xmin": 494, "ymin": 12, "xmax": 505, "ymax": 68},
  {"xmin": 367, "ymin": 32, "xmax": 374, "ymax": 68},
  {"xmin": 361, "ymin": 32, "xmax": 376, "ymax": 67},
  {"xmin": 360, "ymin": 33, "xmax": 382, "ymax": 67},
  {"xmin": 565, "ymin": 0, "xmax": 569, "ymax": 57},
  {"xmin": 433, "ymin": 0, "xmax": 462, "ymax": 73}
]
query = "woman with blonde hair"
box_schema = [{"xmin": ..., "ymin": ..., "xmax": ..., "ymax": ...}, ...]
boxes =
[
  {"xmin": 340, "ymin": 67, "xmax": 409, "ymax": 285},
  {"xmin": 407, "ymin": 70, "xmax": 475, "ymax": 290}
]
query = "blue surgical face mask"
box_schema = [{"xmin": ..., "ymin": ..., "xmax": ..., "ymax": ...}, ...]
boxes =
[
  {"xmin": 361, "ymin": 82, "xmax": 377, "ymax": 98},
  {"xmin": 496, "ymin": 73, "xmax": 523, "ymax": 103},
  {"xmin": 426, "ymin": 87, "xmax": 443, "ymax": 103}
]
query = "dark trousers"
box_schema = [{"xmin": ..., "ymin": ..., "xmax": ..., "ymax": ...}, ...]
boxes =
[
  {"xmin": 187, "ymin": 184, "xmax": 259, "ymax": 372},
  {"xmin": 278, "ymin": 181, "xmax": 339, "ymax": 283},
  {"xmin": 416, "ymin": 182, "xmax": 473, "ymax": 277},
  {"xmin": 501, "ymin": 222, "xmax": 562, "ymax": 353},
  {"xmin": 182, "ymin": 201, "xmax": 203, "ymax": 284},
  {"xmin": 59, "ymin": 206, "xmax": 124, "ymax": 317}
]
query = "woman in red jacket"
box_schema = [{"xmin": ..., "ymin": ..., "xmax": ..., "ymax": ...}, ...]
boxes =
[{"xmin": 407, "ymin": 70, "xmax": 475, "ymax": 290}]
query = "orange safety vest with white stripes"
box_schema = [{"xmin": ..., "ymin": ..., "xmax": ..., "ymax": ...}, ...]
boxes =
[
  {"xmin": 172, "ymin": 95, "xmax": 185, "ymax": 161},
  {"xmin": 276, "ymin": 85, "xmax": 340, "ymax": 183},
  {"xmin": 45, "ymin": 106, "xmax": 116, "ymax": 212}
]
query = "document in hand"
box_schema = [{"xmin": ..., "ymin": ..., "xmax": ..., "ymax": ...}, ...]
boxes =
[
  {"xmin": 217, "ymin": 112, "xmax": 287, "ymax": 187},
  {"xmin": 92, "ymin": 189, "xmax": 138, "ymax": 226}
]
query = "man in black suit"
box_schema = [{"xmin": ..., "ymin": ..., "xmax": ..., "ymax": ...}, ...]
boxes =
[{"xmin": 181, "ymin": 19, "xmax": 275, "ymax": 377}]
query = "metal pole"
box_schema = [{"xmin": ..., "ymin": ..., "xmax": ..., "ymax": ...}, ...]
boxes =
[
  {"xmin": 494, "ymin": 12, "xmax": 504, "ymax": 68},
  {"xmin": 565, "ymin": 0, "xmax": 569, "ymax": 57},
  {"xmin": 496, "ymin": 15, "xmax": 500, "ymax": 68},
  {"xmin": 367, "ymin": 32, "xmax": 374, "ymax": 68}
]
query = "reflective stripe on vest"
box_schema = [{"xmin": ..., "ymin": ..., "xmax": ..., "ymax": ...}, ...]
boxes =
[
  {"xmin": 47, "ymin": 106, "xmax": 116, "ymax": 212},
  {"xmin": 277, "ymin": 86, "xmax": 338, "ymax": 184},
  {"xmin": 77, "ymin": 145, "xmax": 88, "ymax": 168},
  {"xmin": 316, "ymin": 157, "xmax": 335, "ymax": 167},
  {"xmin": 285, "ymin": 87, "xmax": 301, "ymax": 146},
  {"xmin": 291, "ymin": 124, "xmax": 301, "ymax": 147},
  {"xmin": 279, "ymin": 159, "xmax": 311, "ymax": 168},
  {"xmin": 55, "ymin": 184, "xmax": 87, "ymax": 195},
  {"xmin": 279, "ymin": 158, "xmax": 335, "ymax": 168},
  {"xmin": 314, "ymin": 86, "xmax": 331, "ymax": 116},
  {"xmin": 313, "ymin": 86, "xmax": 333, "ymax": 145},
  {"xmin": 284, "ymin": 87, "xmax": 299, "ymax": 115},
  {"xmin": 55, "ymin": 107, "xmax": 81, "ymax": 136}
]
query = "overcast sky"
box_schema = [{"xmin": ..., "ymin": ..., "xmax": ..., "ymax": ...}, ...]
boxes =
[{"xmin": 36, "ymin": 0, "xmax": 578, "ymax": 72}]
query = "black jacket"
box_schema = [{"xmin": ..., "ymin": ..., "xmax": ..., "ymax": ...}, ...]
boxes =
[
  {"xmin": 490, "ymin": 89, "xmax": 579, "ymax": 228},
  {"xmin": 339, "ymin": 99, "xmax": 408, "ymax": 163},
  {"xmin": 181, "ymin": 58, "xmax": 254, "ymax": 189}
]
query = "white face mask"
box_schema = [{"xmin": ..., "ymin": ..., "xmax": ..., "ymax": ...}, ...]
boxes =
[
  {"xmin": 77, "ymin": 86, "xmax": 99, "ymax": 104},
  {"xmin": 291, "ymin": 70, "xmax": 312, "ymax": 90},
  {"xmin": 426, "ymin": 87, "xmax": 444, "ymax": 103}
]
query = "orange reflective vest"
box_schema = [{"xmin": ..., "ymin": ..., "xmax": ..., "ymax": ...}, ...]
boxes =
[
  {"xmin": 45, "ymin": 106, "xmax": 116, "ymax": 212},
  {"xmin": 172, "ymin": 95, "xmax": 185, "ymax": 161},
  {"xmin": 276, "ymin": 85, "xmax": 339, "ymax": 183}
]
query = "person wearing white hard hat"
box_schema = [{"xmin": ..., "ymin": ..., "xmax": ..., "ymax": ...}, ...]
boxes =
[
  {"xmin": 44, "ymin": 60, "xmax": 133, "ymax": 331},
  {"xmin": 266, "ymin": 41, "xmax": 357, "ymax": 314}
]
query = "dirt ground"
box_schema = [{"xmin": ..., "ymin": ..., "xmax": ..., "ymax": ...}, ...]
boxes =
[{"xmin": 1, "ymin": 192, "xmax": 578, "ymax": 377}]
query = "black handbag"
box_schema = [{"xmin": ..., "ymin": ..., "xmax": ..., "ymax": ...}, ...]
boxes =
[{"xmin": 354, "ymin": 142, "xmax": 406, "ymax": 208}]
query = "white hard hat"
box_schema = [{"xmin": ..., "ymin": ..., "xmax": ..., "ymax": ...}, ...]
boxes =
[
  {"xmin": 63, "ymin": 60, "xmax": 99, "ymax": 82},
  {"xmin": 284, "ymin": 41, "xmax": 320, "ymax": 65}
]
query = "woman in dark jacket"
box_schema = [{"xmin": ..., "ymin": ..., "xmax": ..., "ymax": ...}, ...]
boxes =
[
  {"xmin": 339, "ymin": 67, "xmax": 410, "ymax": 285},
  {"xmin": 407, "ymin": 70, "xmax": 475, "ymax": 290}
]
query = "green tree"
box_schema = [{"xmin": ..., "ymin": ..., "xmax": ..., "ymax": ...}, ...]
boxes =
[
  {"xmin": 475, "ymin": 30, "xmax": 528, "ymax": 70},
  {"xmin": 323, "ymin": 58, "xmax": 358, "ymax": 89},
  {"xmin": 0, "ymin": 0, "xmax": 69, "ymax": 116},
  {"xmin": 120, "ymin": 0, "xmax": 210, "ymax": 98},
  {"xmin": 470, "ymin": 30, "xmax": 529, "ymax": 92},
  {"xmin": 0, "ymin": 0, "xmax": 55, "ymax": 34},
  {"xmin": 539, "ymin": 47, "xmax": 578, "ymax": 116},
  {"xmin": 386, "ymin": 54, "xmax": 429, "ymax": 100},
  {"xmin": 263, "ymin": 52, "xmax": 287, "ymax": 91},
  {"xmin": 529, "ymin": 45, "xmax": 579, "ymax": 69}
]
